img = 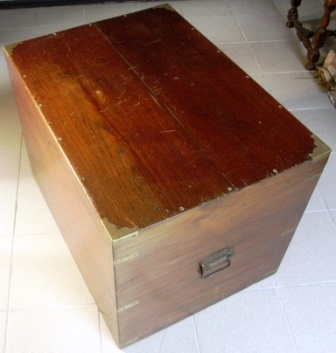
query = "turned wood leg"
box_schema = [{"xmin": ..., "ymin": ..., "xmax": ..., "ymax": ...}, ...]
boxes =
[
  {"xmin": 306, "ymin": 4, "xmax": 336, "ymax": 70},
  {"xmin": 286, "ymin": 0, "xmax": 302, "ymax": 28}
]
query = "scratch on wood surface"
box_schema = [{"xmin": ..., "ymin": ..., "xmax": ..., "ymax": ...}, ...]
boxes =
[
  {"xmin": 124, "ymin": 217, "xmax": 136, "ymax": 228},
  {"xmin": 159, "ymin": 130, "xmax": 176, "ymax": 133},
  {"xmin": 206, "ymin": 140, "xmax": 214, "ymax": 148},
  {"xmin": 128, "ymin": 63, "xmax": 140, "ymax": 71},
  {"xmin": 149, "ymin": 93, "xmax": 162, "ymax": 108},
  {"xmin": 123, "ymin": 75, "xmax": 135, "ymax": 85},
  {"xmin": 115, "ymin": 98, "xmax": 128, "ymax": 106},
  {"xmin": 117, "ymin": 89, "xmax": 126, "ymax": 99},
  {"xmin": 152, "ymin": 87, "xmax": 163, "ymax": 94},
  {"xmin": 180, "ymin": 149, "xmax": 196, "ymax": 168},
  {"xmin": 145, "ymin": 38, "xmax": 162, "ymax": 46}
]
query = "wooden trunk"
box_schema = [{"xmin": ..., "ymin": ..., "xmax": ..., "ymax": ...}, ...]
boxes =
[{"xmin": 4, "ymin": 4, "xmax": 331, "ymax": 347}]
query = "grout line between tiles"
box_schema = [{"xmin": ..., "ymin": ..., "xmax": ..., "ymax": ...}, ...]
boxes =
[
  {"xmin": 304, "ymin": 208, "xmax": 330, "ymax": 214},
  {"xmin": 289, "ymin": 106, "xmax": 335, "ymax": 112},
  {"xmin": 274, "ymin": 278, "xmax": 336, "ymax": 290},
  {"xmin": 158, "ymin": 326, "xmax": 166, "ymax": 353},
  {"xmin": 275, "ymin": 286, "xmax": 299, "ymax": 353},
  {"xmin": 225, "ymin": 0, "xmax": 272, "ymax": 93},
  {"xmin": 191, "ymin": 315, "xmax": 201, "ymax": 353},
  {"xmin": 243, "ymin": 279, "xmax": 336, "ymax": 293},
  {"xmin": 97, "ymin": 309, "xmax": 103, "ymax": 353},
  {"xmin": 3, "ymin": 132, "xmax": 23, "ymax": 353}
]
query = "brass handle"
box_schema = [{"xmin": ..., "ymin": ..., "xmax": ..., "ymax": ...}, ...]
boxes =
[{"xmin": 200, "ymin": 247, "xmax": 234, "ymax": 278}]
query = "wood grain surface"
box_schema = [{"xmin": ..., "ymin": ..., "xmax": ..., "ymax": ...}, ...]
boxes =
[
  {"xmin": 6, "ymin": 6, "xmax": 317, "ymax": 233},
  {"xmin": 4, "ymin": 5, "xmax": 331, "ymax": 347}
]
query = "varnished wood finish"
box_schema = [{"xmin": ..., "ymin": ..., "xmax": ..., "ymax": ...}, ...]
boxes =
[
  {"xmin": 4, "ymin": 5, "xmax": 331, "ymax": 347},
  {"xmin": 6, "ymin": 7, "xmax": 316, "ymax": 231},
  {"xmin": 5, "ymin": 51, "xmax": 121, "ymax": 345},
  {"xmin": 116, "ymin": 156, "xmax": 326, "ymax": 345}
]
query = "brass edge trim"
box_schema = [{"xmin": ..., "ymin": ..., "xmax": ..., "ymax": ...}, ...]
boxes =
[
  {"xmin": 154, "ymin": 3, "xmax": 176, "ymax": 11},
  {"xmin": 310, "ymin": 134, "xmax": 331, "ymax": 163},
  {"xmin": 281, "ymin": 227, "xmax": 296, "ymax": 237},
  {"xmin": 114, "ymin": 251, "xmax": 140, "ymax": 266},
  {"xmin": 303, "ymin": 173, "xmax": 322, "ymax": 184},
  {"xmin": 102, "ymin": 218, "xmax": 139, "ymax": 244},
  {"xmin": 3, "ymin": 42, "xmax": 23, "ymax": 56},
  {"xmin": 117, "ymin": 300, "xmax": 139, "ymax": 313},
  {"xmin": 112, "ymin": 230, "xmax": 139, "ymax": 245}
]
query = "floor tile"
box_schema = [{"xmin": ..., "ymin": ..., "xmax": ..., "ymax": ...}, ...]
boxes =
[
  {"xmin": 0, "ymin": 237, "xmax": 12, "ymax": 310},
  {"xmin": 6, "ymin": 306, "xmax": 100, "ymax": 353},
  {"xmin": 0, "ymin": 8, "xmax": 36, "ymax": 29},
  {"xmin": 278, "ymin": 283, "xmax": 336, "ymax": 353},
  {"xmin": 101, "ymin": 313, "xmax": 201, "ymax": 353},
  {"xmin": 0, "ymin": 179, "xmax": 17, "ymax": 238},
  {"xmin": 318, "ymin": 153, "xmax": 336, "ymax": 210},
  {"xmin": 84, "ymin": 2, "xmax": 133, "ymax": 23},
  {"xmin": 331, "ymin": 210, "xmax": 336, "ymax": 225},
  {"xmin": 274, "ymin": 0, "xmax": 325, "ymax": 19},
  {"xmin": 236, "ymin": 12, "xmax": 296, "ymax": 41},
  {"xmin": 10, "ymin": 233, "xmax": 94, "ymax": 310},
  {"xmin": 274, "ymin": 212, "xmax": 336, "ymax": 286},
  {"xmin": 0, "ymin": 311, "xmax": 6, "ymax": 353},
  {"xmin": 291, "ymin": 108, "xmax": 336, "ymax": 152},
  {"xmin": 228, "ymin": 0, "xmax": 282, "ymax": 16},
  {"xmin": 265, "ymin": 71, "xmax": 331, "ymax": 109},
  {"xmin": 131, "ymin": 1, "xmax": 166, "ymax": 13},
  {"xmin": 123, "ymin": 317, "xmax": 199, "ymax": 353},
  {"xmin": 14, "ymin": 176, "xmax": 59, "ymax": 236},
  {"xmin": 34, "ymin": 5, "xmax": 86, "ymax": 27},
  {"xmin": 0, "ymin": 90, "xmax": 21, "ymax": 133},
  {"xmin": 0, "ymin": 59, "xmax": 13, "ymax": 92},
  {"xmin": 218, "ymin": 43, "xmax": 261, "ymax": 74},
  {"xmin": 0, "ymin": 59, "xmax": 22, "ymax": 181},
  {"xmin": 244, "ymin": 274, "xmax": 276, "ymax": 291},
  {"xmin": 186, "ymin": 14, "xmax": 245, "ymax": 45},
  {"xmin": 250, "ymin": 41, "xmax": 307, "ymax": 73},
  {"xmin": 194, "ymin": 289, "xmax": 296, "ymax": 353},
  {"xmin": 0, "ymin": 127, "xmax": 21, "ymax": 180},
  {"xmin": 179, "ymin": 0, "xmax": 230, "ymax": 17},
  {"xmin": 304, "ymin": 186, "xmax": 328, "ymax": 213},
  {"xmin": 122, "ymin": 331, "xmax": 163, "ymax": 353}
]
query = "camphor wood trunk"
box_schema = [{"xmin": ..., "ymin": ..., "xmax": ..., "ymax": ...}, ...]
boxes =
[{"xmin": 4, "ymin": 4, "xmax": 331, "ymax": 347}]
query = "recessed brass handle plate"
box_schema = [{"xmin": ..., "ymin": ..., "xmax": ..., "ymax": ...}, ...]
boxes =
[{"xmin": 200, "ymin": 247, "xmax": 234, "ymax": 278}]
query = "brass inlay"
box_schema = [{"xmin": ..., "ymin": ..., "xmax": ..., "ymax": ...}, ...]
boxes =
[
  {"xmin": 281, "ymin": 227, "xmax": 296, "ymax": 237},
  {"xmin": 102, "ymin": 218, "xmax": 139, "ymax": 244},
  {"xmin": 310, "ymin": 134, "xmax": 331, "ymax": 163},
  {"xmin": 117, "ymin": 300, "xmax": 139, "ymax": 313},
  {"xmin": 303, "ymin": 173, "xmax": 322, "ymax": 184},
  {"xmin": 154, "ymin": 3, "xmax": 176, "ymax": 11},
  {"xmin": 3, "ymin": 42, "xmax": 23, "ymax": 56},
  {"xmin": 114, "ymin": 251, "xmax": 140, "ymax": 266}
]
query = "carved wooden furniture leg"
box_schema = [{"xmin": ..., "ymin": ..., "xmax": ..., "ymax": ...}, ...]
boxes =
[
  {"xmin": 307, "ymin": 2, "xmax": 336, "ymax": 70},
  {"xmin": 286, "ymin": 0, "xmax": 315, "ymax": 56},
  {"xmin": 286, "ymin": 0, "xmax": 302, "ymax": 28},
  {"xmin": 286, "ymin": 0, "xmax": 336, "ymax": 70}
]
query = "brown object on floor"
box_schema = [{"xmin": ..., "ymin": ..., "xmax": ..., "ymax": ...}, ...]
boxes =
[
  {"xmin": 287, "ymin": 0, "xmax": 336, "ymax": 70},
  {"xmin": 4, "ymin": 4, "xmax": 331, "ymax": 348}
]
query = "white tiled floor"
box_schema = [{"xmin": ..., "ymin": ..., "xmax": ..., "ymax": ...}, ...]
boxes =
[{"xmin": 0, "ymin": 0, "xmax": 335, "ymax": 352}]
